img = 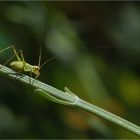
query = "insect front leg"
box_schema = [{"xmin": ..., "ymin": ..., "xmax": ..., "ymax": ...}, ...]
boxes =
[
  {"xmin": 32, "ymin": 73, "xmax": 40, "ymax": 85},
  {"xmin": 29, "ymin": 70, "xmax": 32, "ymax": 85}
]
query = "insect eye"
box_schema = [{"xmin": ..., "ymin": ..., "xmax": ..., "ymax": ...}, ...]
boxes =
[{"xmin": 35, "ymin": 67, "xmax": 39, "ymax": 71}]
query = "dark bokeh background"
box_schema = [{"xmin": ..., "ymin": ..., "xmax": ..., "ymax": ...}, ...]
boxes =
[{"xmin": 0, "ymin": 1, "xmax": 140, "ymax": 139}]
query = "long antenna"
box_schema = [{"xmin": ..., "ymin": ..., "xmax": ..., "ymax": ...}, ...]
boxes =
[
  {"xmin": 39, "ymin": 45, "xmax": 113, "ymax": 69},
  {"xmin": 40, "ymin": 56, "xmax": 58, "ymax": 69},
  {"xmin": 38, "ymin": 41, "xmax": 42, "ymax": 67},
  {"xmin": 38, "ymin": 28, "xmax": 45, "ymax": 67}
]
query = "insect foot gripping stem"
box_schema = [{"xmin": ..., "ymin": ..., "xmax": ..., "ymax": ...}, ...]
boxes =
[{"xmin": 34, "ymin": 87, "xmax": 80, "ymax": 106}]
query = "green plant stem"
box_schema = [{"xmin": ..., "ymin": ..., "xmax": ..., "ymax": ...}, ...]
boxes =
[
  {"xmin": 77, "ymin": 99, "xmax": 140, "ymax": 136},
  {"xmin": 0, "ymin": 65, "xmax": 140, "ymax": 136}
]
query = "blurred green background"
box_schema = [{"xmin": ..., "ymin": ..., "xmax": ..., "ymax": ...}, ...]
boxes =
[{"xmin": 0, "ymin": 1, "xmax": 140, "ymax": 139}]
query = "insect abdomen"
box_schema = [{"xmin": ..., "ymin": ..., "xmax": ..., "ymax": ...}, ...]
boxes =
[{"xmin": 10, "ymin": 61, "xmax": 25, "ymax": 71}]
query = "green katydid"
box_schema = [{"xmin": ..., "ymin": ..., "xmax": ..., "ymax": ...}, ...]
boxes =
[
  {"xmin": 0, "ymin": 45, "xmax": 55, "ymax": 83},
  {"xmin": 0, "ymin": 44, "xmax": 111, "ymax": 84}
]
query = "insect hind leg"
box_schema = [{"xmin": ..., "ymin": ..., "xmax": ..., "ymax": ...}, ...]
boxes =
[
  {"xmin": 0, "ymin": 49, "xmax": 22, "ymax": 69},
  {"xmin": 0, "ymin": 46, "xmax": 13, "ymax": 54},
  {"xmin": 7, "ymin": 71, "xmax": 24, "ymax": 81},
  {"xmin": 11, "ymin": 46, "xmax": 21, "ymax": 61}
]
